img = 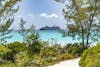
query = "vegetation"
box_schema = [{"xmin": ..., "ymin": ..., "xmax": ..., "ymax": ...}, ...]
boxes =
[
  {"xmin": 0, "ymin": 0, "xmax": 21, "ymax": 44},
  {"xmin": 79, "ymin": 44, "xmax": 100, "ymax": 67},
  {"xmin": 55, "ymin": 1, "xmax": 100, "ymax": 66},
  {"xmin": 18, "ymin": 18, "xmax": 29, "ymax": 42},
  {"xmin": 55, "ymin": 0, "xmax": 100, "ymax": 48},
  {"xmin": 0, "ymin": 40, "xmax": 86, "ymax": 67}
]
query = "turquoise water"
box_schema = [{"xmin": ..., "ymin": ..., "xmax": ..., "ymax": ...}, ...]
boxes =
[{"xmin": 6, "ymin": 30, "xmax": 81, "ymax": 45}]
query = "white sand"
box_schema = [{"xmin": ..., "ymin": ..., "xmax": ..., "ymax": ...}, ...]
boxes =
[{"xmin": 47, "ymin": 58, "xmax": 80, "ymax": 67}]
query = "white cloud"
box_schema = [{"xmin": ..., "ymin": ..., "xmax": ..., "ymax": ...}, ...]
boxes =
[{"xmin": 40, "ymin": 13, "xmax": 58, "ymax": 19}]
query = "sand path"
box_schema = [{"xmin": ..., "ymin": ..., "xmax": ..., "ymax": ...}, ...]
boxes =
[{"xmin": 47, "ymin": 58, "xmax": 80, "ymax": 67}]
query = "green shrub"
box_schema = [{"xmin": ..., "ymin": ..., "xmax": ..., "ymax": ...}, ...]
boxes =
[
  {"xmin": 79, "ymin": 44, "xmax": 100, "ymax": 67},
  {"xmin": 33, "ymin": 54, "xmax": 47, "ymax": 66},
  {"xmin": 14, "ymin": 51, "xmax": 30, "ymax": 67},
  {"xmin": 0, "ymin": 45, "xmax": 11, "ymax": 64},
  {"xmin": 64, "ymin": 43, "xmax": 87, "ymax": 56},
  {"xmin": 67, "ymin": 46, "xmax": 79, "ymax": 56},
  {"xmin": 56, "ymin": 53, "xmax": 74, "ymax": 61},
  {"xmin": 7, "ymin": 42, "xmax": 27, "ymax": 53},
  {"xmin": 28, "ymin": 40, "xmax": 47, "ymax": 57},
  {"xmin": 0, "ymin": 45, "xmax": 11, "ymax": 58},
  {"xmin": 0, "ymin": 61, "xmax": 16, "ymax": 67},
  {"xmin": 5, "ymin": 42, "xmax": 27, "ymax": 61}
]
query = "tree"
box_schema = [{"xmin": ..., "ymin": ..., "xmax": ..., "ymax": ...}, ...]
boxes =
[
  {"xmin": 55, "ymin": 0, "xmax": 100, "ymax": 47},
  {"xmin": 26, "ymin": 25, "xmax": 39, "ymax": 46},
  {"xmin": 26, "ymin": 25, "xmax": 40, "ymax": 54},
  {"xmin": 0, "ymin": 0, "xmax": 21, "ymax": 44},
  {"xmin": 18, "ymin": 18, "xmax": 29, "ymax": 42}
]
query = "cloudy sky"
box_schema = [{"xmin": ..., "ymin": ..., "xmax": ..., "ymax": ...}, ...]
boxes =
[{"xmin": 12, "ymin": 0, "xmax": 66, "ymax": 30}]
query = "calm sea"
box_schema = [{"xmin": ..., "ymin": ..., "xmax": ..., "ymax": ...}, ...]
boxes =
[{"xmin": 5, "ymin": 30, "xmax": 81, "ymax": 45}]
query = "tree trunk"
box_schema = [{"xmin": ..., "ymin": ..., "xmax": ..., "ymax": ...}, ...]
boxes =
[
  {"xmin": 81, "ymin": 26, "xmax": 85, "ymax": 47},
  {"xmin": 86, "ymin": 0, "xmax": 97, "ymax": 47},
  {"xmin": 86, "ymin": 22, "xmax": 92, "ymax": 47}
]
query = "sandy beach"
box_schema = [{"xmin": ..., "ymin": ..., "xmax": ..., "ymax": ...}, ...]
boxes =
[{"xmin": 47, "ymin": 58, "xmax": 80, "ymax": 67}]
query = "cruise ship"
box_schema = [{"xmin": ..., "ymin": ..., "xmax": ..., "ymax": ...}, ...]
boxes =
[{"xmin": 40, "ymin": 25, "xmax": 60, "ymax": 30}]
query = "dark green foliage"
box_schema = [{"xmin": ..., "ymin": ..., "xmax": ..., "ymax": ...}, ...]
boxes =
[
  {"xmin": 28, "ymin": 40, "xmax": 45, "ymax": 56},
  {"xmin": 0, "ymin": 45, "xmax": 11, "ymax": 59},
  {"xmin": 7, "ymin": 42, "xmax": 27, "ymax": 54},
  {"xmin": 79, "ymin": 44, "xmax": 100, "ymax": 67},
  {"xmin": 63, "ymin": 43, "xmax": 87, "ymax": 57},
  {"xmin": 4, "ymin": 42, "xmax": 27, "ymax": 61}
]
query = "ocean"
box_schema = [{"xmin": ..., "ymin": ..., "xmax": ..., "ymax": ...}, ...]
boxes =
[{"xmin": 5, "ymin": 30, "xmax": 81, "ymax": 45}]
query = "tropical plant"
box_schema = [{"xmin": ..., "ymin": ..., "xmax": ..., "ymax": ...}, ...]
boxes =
[{"xmin": 79, "ymin": 44, "xmax": 100, "ymax": 67}]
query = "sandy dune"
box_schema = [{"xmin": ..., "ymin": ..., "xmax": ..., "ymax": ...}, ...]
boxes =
[{"xmin": 47, "ymin": 58, "xmax": 80, "ymax": 67}]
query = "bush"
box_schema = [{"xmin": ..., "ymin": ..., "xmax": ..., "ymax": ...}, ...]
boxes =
[
  {"xmin": 14, "ymin": 51, "xmax": 30, "ymax": 67},
  {"xmin": 67, "ymin": 46, "xmax": 79, "ymax": 56},
  {"xmin": 79, "ymin": 44, "xmax": 100, "ymax": 67},
  {"xmin": 28, "ymin": 40, "xmax": 47, "ymax": 57},
  {"xmin": 0, "ymin": 45, "xmax": 11, "ymax": 64},
  {"xmin": 32, "ymin": 54, "xmax": 47, "ymax": 66},
  {"xmin": 0, "ymin": 61, "xmax": 16, "ymax": 67},
  {"xmin": 7, "ymin": 42, "xmax": 27, "ymax": 54},
  {"xmin": 5, "ymin": 42, "xmax": 27, "ymax": 61},
  {"xmin": 63, "ymin": 43, "xmax": 87, "ymax": 57},
  {"xmin": 0, "ymin": 45, "xmax": 11, "ymax": 58},
  {"xmin": 56, "ymin": 53, "xmax": 74, "ymax": 61}
]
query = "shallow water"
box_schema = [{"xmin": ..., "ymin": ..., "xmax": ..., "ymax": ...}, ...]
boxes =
[{"xmin": 5, "ymin": 30, "xmax": 81, "ymax": 45}]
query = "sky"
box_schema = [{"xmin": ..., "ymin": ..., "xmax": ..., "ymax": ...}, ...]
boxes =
[{"xmin": 11, "ymin": 0, "xmax": 66, "ymax": 30}]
